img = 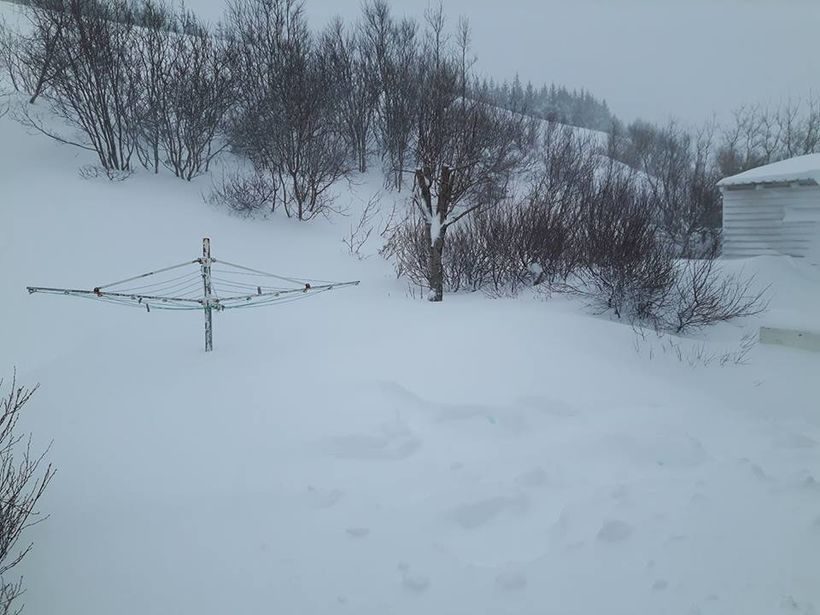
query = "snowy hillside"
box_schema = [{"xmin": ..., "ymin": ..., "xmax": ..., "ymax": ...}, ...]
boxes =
[{"xmin": 2, "ymin": 5, "xmax": 820, "ymax": 615}]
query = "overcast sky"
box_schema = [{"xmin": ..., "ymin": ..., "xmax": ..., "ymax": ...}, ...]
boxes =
[{"xmin": 190, "ymin": 0, "xmax": 820, "ymax": 127}]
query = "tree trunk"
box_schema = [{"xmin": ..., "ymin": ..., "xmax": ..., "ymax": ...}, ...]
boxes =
[
  {"xmin": 29, "ymin": 33, "xmax": 59, "ymax": 104},
  {"xmin": 357, "ymin": 131, "xmax": 367, "ymax": 173},
  {"xmin": 427, "ymin": 223, "xmax": 445, "ymax": 302}
]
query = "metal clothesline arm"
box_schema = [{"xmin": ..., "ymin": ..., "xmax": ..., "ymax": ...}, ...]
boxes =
[{"xmin": 27, "ymin": 286, "xmax": 203, "ymax": 305}]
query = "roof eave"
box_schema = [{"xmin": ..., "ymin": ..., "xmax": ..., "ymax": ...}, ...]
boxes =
[{"xmin": 718, "ymin": 178, "xmax": 820, "ymax": 190}]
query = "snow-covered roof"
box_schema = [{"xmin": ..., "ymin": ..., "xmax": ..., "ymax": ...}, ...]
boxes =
[{"xmin": 718, "ymin": 154, "xmax": 820, "ymax": 187}]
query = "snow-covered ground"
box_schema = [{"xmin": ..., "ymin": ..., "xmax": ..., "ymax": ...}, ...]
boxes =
[{"xmin": 2, "ymin": 17, "xmax": 820, "ymax": 615}]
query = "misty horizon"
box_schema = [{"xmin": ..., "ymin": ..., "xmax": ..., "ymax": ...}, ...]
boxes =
[{"xmin": 176, "ymin": 0, "xmax": 820, "ymax": 127}]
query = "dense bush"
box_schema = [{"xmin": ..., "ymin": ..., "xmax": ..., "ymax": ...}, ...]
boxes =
[
  {"xmin": 384, "ymin": 140, "xmax": 766, "ymax": 331},
  {"xmin": 8, "ymin": 0, "xmax": 233, "ymax": 178}
]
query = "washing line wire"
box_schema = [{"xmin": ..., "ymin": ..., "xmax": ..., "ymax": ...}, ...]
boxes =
[
  {"xmin": 94, "ymin": 259, "xmax": 200, "ymax": 291},
  {"xmin": 213, "ymin": 259, "xmax": 335, "ymax": 286}
]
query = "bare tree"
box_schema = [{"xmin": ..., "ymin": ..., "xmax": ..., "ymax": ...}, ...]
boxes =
[
  {"xmin": 207, "ymin": 168, "xmax": 280, "ymax": 216},
  {"xmin": 575, "ymin": 163, "xmax": 676, "ymax": 320},
  {"xmin": 1, "ymin": 0, "xmax": 69, "ymax": 103},
  {"xmin": 362, "ymin": 1, "xmax": 420, "ymax": 191},
  {"xmin": 0, "ymin": 373, "xmax": 55, "ymax": 615},
  {"xmin": 131, "ymin": 0, "xmax": 175, "ymax": 174},
  {"xmin": 321, "ymin": 18, "xmax": 380, "ymax": 173},
  {"xmin": 717, "ymin": 97, "xmax": 820, "ymax": 177},
  {"xmin": 615, "ymin": 119, "xmax": 721, "ymax": 256},
  {"xmin": 342, "ymin": 192, "xmax": 380, "ymax": 258},
  {"xmin": 0, "ymin": 23, "xmax": 7, "ymax": 120},
  {"xmin": 15, "ymin": 0, "xmax": 141, "ymax": 173},
  {"xmin": 410, "ymin": 11, "xmax": 535, "ymax": 301},
  {"xmin": 155, "ymin": 12, "xmax": 235, "ymax": 179},
  {"xmin": 227, "ymin": 0, "xmax": 350, "ymax": 220}
]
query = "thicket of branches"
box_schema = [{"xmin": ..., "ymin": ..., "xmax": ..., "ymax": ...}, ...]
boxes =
[
  {"xmin": 5, "ymin": 0, "xmax": 234, "ymax": 178},
  {"xmin": 385, "ymin": 122, "xmax": 767, "ymax": 330},
  {"xmin": 224, "ymin": 0, "xmax": 352, "ymax": 220},
  {"xmin": 0, "ymin": 374, "xmax": 54, "ymax": 615},
  {"xmin": 717, "ymin": 98, "xmax": 820, "ymax": 177}
]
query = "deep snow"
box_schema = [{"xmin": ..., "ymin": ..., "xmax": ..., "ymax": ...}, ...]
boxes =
[
  {"xmin": 2, "ymin": 14, "xmax": 820, "ymax": 615},
  {"xmin": 719, "ymin": 154, "xmax": 820, "ymax": 187}
]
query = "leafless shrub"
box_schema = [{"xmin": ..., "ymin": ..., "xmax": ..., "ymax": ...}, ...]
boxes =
[
  {"xmin": 140, "ymin": 10, "xmax": 235, "ymax": 180},
  {"xmin": 382, "ymin": 196, "xmax": 574, "ymax": 296},
  {"xmin": 662, "ymin": 256, "xmax": 769, "ymax": 333},
  {"xmin": 226, "ymin": 0, "xmax": 352, "ymax": 221},
  {"xmin": 0, "ymin": 372, "xmax": 55, "ymax": 615},
  {"xmin": 343, "ymin": 193, "xmax": 380, "ymax": 258},
  {"xmin": 381, "ymin": 213, "xmax": 429, "ymax": 288},
  {"xmin": 574, "ymin": 166, "xmax": 765, "ymax": 331},
  {"xmin": 14, "ymin": 0, "xmax": 142, "ymax": 172},
  {"xmin": 78, "ymin": 164, "xmax": 132, "ymax": 182},
  {"xmin": 575, "ymin": 167, "xmax": 676, "ymax": 321},
  {"xmin": 1, "ymin": 0, "xmax": 71, "ymax": 103},
  {"xmin": 7, "ymin": 0, "xmax": 234, "ymax": 179},
  {"xmin": 128, "ymin": 3, "xmax": 236, "ymax": 179},
  {"xmin": 0, "ymin": 19, "xmax": 13, "ymax": 116},
  {"xmin": 608, "ymin": 119, "xmax": 722, "ymax": 257},
  {"xmin": 361, "ymin": 0, "xmax": 420, "ymax": 191},
  {"xmin": 321, "ymin": 17, "xmax": 380, "ymax": 174},
  {"xmin": 206, "ymin": 170, "xmax": 278, "ymax": 216},
  {"xmin": 129, "ymin": 0, "xmax": 173, "ymax": 174}
]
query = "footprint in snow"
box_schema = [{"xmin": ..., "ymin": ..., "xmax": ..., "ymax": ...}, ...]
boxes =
[
  {"xmin": 596, "ymin": 520, "xmax": 633, "ymax": 543},
  {"xmin": 495, "ymin": 570, "xmax": 527, "ymax": 592},
  {"xmin": 325, "ymin": 430, "xmax": 421, "ymax": 461},
  {"xmin": 398, "ymin": 563, "xmax": 430, "ymax": 593},
  {"xmin": 611, "ymin": 484, "xmax": 630, "ymax": 502},
  {"xmin": 775, "ymin": 433, "xmax": 818, "ymax": 450},
  {"xmin": 346, "ymin": 527, "xmax": 370, "ymax": 539},
  {"xmin": 690, "ymin": 492, "xmax": 709, "ymax": 505},
  {"xmin": 450, "ymin": 495, "xmax": 529, "ymax": 530},
  {"xmin": 517, "ymin": 396, "xmax": 579, "ymax": 418},
  {"xmin": 780, "ymin": 595, "xmax": 816, "ymax": 613},
  {"xmin": 750, "ymin": 464, "xmax": 770, "ymax": 481},
  {"xmin": 738, "ymin": 458, "xmax": 772, "ymax": 482},
  {"xmin": 801, "ymin": 475, "xmax": 820, "ymax": 491},
  {"xmin": 515, "ymin": 467, "xmax": 550, "ymax": 489},
  {"xmin": 306, "ymin": 486, "xmax": 344, "ymax": 509}
]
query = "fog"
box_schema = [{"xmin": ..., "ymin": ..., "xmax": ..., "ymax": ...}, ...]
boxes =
[{"xmin": 186, "ymin": 0, "xmax": 820, "ymax": 127}]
